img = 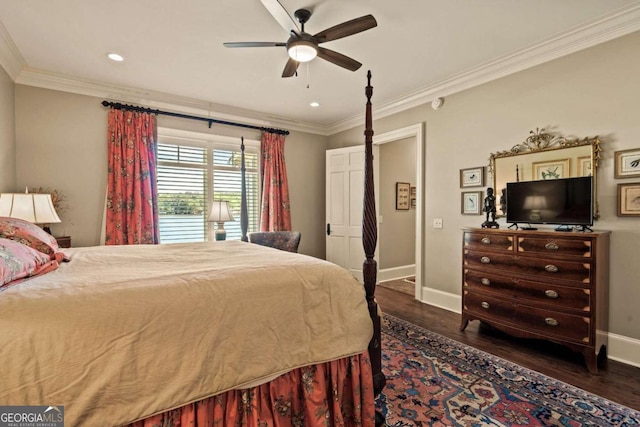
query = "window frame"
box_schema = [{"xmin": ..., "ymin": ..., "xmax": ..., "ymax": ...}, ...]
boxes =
[{"xmin": 157, "ymin": 127, "xmax": 260, "ymax": 242}]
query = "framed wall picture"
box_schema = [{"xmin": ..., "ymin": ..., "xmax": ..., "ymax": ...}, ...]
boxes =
[
  {"xmin": 460, "ymin": 167, "xmax": 484, "ymax": 188},
  {"xmin": 577, "ymin": 156, "xmax": 592, "ymax": 177},
  {"xmin": 614, "ymin": 148, "xmax": 640, "ymax": 179},
  {"xmin": 532, "ymin": 158, "xmax": 570, "ymax": 180},
  {"xmin": 396, "ymin": 182, "xmax": 410, "ymax": 210},
  {"xmin": 617, "ymin": 183, "xmax": 640, "ymax": 216},
  {"xmin": 461, "ymin": 191, "xmax": 483, "ymax": 215}
]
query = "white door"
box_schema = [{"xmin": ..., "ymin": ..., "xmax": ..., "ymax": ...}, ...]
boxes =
[{"xmin": 326, "ymin": 146, "xmax": 366, "ymax": 281}]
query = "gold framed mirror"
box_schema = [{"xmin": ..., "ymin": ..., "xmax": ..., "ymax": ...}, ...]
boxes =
[{"xmin": 489, "ymin": 128, "xmax": 602, "ymax": 219}]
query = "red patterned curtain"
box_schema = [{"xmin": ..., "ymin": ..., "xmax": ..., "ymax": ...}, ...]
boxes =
[
  {"xmin": 260, "ymin": 132, "xmax": 291, "ymax": 231},
  {"xmin": 105, "ymin": 109, "xmax": 159, "ymax": 245}
]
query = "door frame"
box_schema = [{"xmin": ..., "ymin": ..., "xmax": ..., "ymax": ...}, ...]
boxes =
[{"xmin": 373, "ymin": 123, "xmax": 424, "ymax": 300}]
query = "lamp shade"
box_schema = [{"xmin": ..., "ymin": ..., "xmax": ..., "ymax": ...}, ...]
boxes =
[
  {"xmin": 208, "ymin": 201, "xmax": 234, "ymax": 223},
  {"xmin": 0, "ymin": 193, "xmax": 61, "ymax": 224},
  {"xmin": 523, "ymin": 195, "xmax": 548, "ymax": 210}
]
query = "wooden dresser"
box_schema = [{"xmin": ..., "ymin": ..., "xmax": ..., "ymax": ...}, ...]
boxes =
[{"xmin": 461, "ymin": 227, "xmax": 610, "ymax": 372}]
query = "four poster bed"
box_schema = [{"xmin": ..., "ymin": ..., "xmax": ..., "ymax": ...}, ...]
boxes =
[{"xmin": 0, "ymin": 73, "xmax": 384, "ymax": 426}]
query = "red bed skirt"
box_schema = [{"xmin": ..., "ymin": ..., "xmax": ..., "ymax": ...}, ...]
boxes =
[{"xmin": 126, "ymin": 352, "xmax": 374, "ymax": 427}]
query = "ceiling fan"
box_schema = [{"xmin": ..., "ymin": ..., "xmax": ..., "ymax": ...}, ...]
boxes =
[{"xmin": 223, "ymin": 0, "xmax": 377, "ymax": 77}]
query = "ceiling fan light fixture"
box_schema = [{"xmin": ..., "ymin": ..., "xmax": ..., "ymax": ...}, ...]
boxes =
[{"xmin": 287, "ymin": 40, "xmax": 317, "ymax": 62}]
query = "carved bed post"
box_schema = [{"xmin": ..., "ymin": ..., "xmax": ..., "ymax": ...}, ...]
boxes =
[
  {"xmin": 363, "ymin": 71, "xmax": 386, "ymax": 425},
  {"xmin": 240, "ymin": 137, "xmax": 248, "ymax": 242}
]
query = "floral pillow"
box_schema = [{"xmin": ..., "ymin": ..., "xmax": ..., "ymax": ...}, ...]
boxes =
[
  {"xmin": 0, "ymin": 216, "xmax": 66, "ymax": 262},
  {"xmin": 0, "ymin": 237, "xmax": 59, "ymax": 289}
]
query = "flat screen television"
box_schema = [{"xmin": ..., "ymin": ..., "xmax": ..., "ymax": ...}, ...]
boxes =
[{"xmin": 506, "ymin": 176, "xmax": 593, "ymax": 229}]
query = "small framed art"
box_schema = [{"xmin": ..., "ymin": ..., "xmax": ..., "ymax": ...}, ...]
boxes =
[
  {"xmin": 577, "ymin": 156, "xmax": 592, "ymax": 177},
  {"xmin": 532, "ymin": 158, "xmax": 570, "ymax": 180},
  {"xmin": 614, "ymin": 148, "xmax": 640, "ymax": 179},
  {"xmin": 617, "ymin": 183, "xmax": 640, "ymax": 216},
  {"xmin": 396, "ymin": 182, "xmax": 410, "ymax": 210},
  {"xmin": 461, "ymin": 191, "xmax": 482, "ymax": 215},
  {"xmin": 460, "ymin": 167, "xmax": 484, "ymax": 188}
]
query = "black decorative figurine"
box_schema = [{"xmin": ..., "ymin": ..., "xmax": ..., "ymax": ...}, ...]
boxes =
[{"xmin": 482, "ymin": 187, "xmax": 500, "ymax": 229}]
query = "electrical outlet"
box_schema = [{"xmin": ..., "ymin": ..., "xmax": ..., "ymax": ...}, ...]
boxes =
[{"xmin": 433, "ymin": 218, "xmax": 443, "ymax": 229}]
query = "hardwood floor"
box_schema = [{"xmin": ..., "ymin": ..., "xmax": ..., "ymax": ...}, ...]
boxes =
[{"xmin": 376, "ymin": 285, "xmax": 640, "ymax": 411}]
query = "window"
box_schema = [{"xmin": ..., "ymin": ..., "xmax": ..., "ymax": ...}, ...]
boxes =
[{"xmin": 156, "ymin": 129, "xmax": 260, "ymax": 243}]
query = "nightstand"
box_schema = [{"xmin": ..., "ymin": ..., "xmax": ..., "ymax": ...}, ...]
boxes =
[{"xmin": 55, "ymin": 236, "xmax": 71, "ymax": 248}]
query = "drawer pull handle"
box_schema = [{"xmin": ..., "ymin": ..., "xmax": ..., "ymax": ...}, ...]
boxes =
[
  {"xmin": 480, "ymin": 278, "xmax": 491, "ymax": 286},
  {"xmin": 481, "ymin": 237, "xmax": 491, "ymax": 245},
  {"xmin": 545, "ymin": 290, "xmax": 559, "ymax": 299},
  {"xmin": 545, "ymin": 317, "xmax": 559, "ymax": 327},
  {"xmin": 481, "ymin": 302, "xmax": 490, "ymax": 309},
  {"xmin": 481, "ymin": 256, "xmax": 491, "ymax": 264},
  {"xmin": 545, "ymin": 264, "xmax": 559, "ymax": 273},
  {"xmin": 545, "ymin": 242, "xmax": 559, "ymax": 250}
]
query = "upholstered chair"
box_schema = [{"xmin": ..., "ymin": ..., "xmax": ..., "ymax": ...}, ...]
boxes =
[{"xmin": 248, "ymin": 231, "xmax": 301, "ymax": 253}]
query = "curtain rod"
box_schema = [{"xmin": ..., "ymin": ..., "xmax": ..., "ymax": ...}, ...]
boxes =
[{"xmin": 100, "ymin": 100, "xmax": 289, "ymax": 136}]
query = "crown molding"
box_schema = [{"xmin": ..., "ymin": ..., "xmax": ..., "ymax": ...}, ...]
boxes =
[
  {"xmin": 0, "ymin": 18, "xmax": 25, "ymax": 80},
  {"xmin": 327, "ymin": 2, "xmax": 640, "ymax": 135},
  {"xmin": 4, "ymin": 3, "xmax": 640, "ymax": 136},
  {"xmin": 13, "ymin": 67, "xmax": 329, "ymax": 136}
]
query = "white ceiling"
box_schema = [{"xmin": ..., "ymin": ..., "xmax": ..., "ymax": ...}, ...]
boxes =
[{"xmin": 1, "ymin": 1, "xmax": 640, "ymax": 134}]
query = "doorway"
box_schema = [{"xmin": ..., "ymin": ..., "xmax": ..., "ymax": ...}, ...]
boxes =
[{"xmin": 373, "ymin": 124, "xmax": 424, "ymax": 300}]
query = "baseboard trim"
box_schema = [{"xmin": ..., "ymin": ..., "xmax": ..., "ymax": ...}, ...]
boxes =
[
  {"xmin": 607, "ymin": 332, "xmax": 640, "ymax": 369},
  {"xmin": 419, "ymin": 286, "xmax": 462, "ymax": 314},
  {"xmin": 419, "ymin": 287, "xmax": 640, "ymax": 369},
  {"xmin": 378, "ymin": 265, "xmax": 415, "ymax": 283}
]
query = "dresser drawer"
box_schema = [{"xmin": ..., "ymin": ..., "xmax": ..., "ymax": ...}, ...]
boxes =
[
  {"xmin": 512, "ymin": 304, "xmax": 591, "ymax": 345},
  {"xmin": 463, "ymin": 270, "xmax": 515, "ymax": 297},
  {"xmin": 463, "ymin": 291, "xmax": 514, "ymax": 324},
  {"xmin": 464, "ymin": 250, "xmax": 592, "ymax": 284},
  {"xmin": 512, "ymin": 280, "xmax": 591, "ymax": 313},
  {"xmin": 464, "ymin": 270, "xmax": 591, "ymax": 312},
  {"xmin": 517, "ymin": 237, "xmax": 593, "ymax": 259},
  {"xmin": 464, "ymin": 231, "xmax": 514, "ymax": 253}
]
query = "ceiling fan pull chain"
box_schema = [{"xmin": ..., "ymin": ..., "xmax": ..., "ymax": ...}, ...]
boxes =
[{"xmin": 306, "ymin": 63, "xmax": 310, "ymax": 88}]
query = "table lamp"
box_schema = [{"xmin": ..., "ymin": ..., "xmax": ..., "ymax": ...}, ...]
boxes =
[
  {"xmin": 0, "ymin": 191, "xmax": 61, "ymax": 234},
  {"xmin": 208, "ymin": 200, "xmax": 234, "ymax": 241}
]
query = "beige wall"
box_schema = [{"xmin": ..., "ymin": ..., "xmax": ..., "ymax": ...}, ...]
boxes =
[
  {"xmin": 14, "ymin": 86, "xmax": 329, "ymax": 258},
  {"xmin": 379, "ymin": 137, "xmax": 416, "ymax": 269},
  {"xmin": 9, "ymin": 30, "xmax": 640, "ymax": 342},
  {"xmin": 330, "ymin": 30, "xmax": 640, "ymax": 340},
  {"xmin": 0, "ymin": 65, "xmax": 15, "ymax": 191}
]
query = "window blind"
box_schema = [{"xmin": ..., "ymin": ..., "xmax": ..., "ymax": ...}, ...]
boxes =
[{"xmin": 157, "ymin": 139, "xmax": 259, "ymax": 243}]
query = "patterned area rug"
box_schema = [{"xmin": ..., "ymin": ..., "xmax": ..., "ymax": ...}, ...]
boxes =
[{"xmin": 377, "ymin": 315, "xmax": 640, "ymax": 426}]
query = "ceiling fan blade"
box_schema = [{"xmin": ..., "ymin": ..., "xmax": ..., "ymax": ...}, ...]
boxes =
[
  {"xmin": 282, "ymin": 58, "xmax": 300, "ymax": 78},
  {"xmin": 224, "ymin": 42, "xmax": 286, "ymax": 48},
  {"xmin": 313, "ymin": 15, "xmax": 377, "ymax": 43},
  {"xmin": 260, "ymin": 0, "xmax": 300, "ymax": 35},
  {"xmin": 316, "ymin": 47, "xmax": 362, "ymax": 72}
]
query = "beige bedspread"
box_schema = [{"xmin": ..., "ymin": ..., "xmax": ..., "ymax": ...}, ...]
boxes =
[{"xmin": 0, "ymin": 241, "xmax": 373, "ymax": 426}]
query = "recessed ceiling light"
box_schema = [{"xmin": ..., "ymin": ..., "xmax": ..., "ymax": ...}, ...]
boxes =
[
  {"xmin": 310, "ymin": 102, "xmax": 320, "ymax": 108},
  {"xmin": 107, "ymin": 53, "xmax": 124, "ymax": 62}
]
